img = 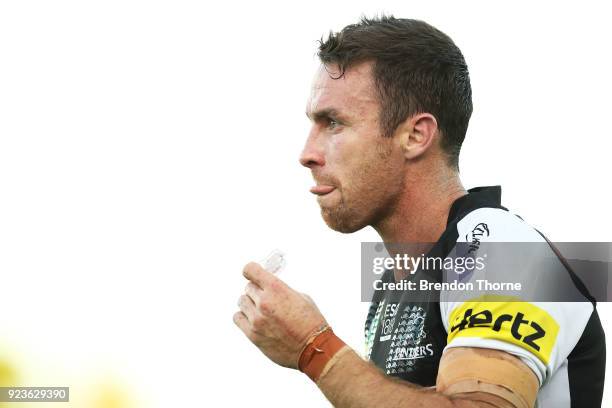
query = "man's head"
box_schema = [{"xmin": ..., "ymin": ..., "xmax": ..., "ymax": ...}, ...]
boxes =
[{"xmin": 301, "ymin": 16, "xmax": 472, "ymax": 233}]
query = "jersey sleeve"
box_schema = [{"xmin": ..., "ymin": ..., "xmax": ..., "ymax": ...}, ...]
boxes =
[{"xmin": 439, "ymin": 207, "xmax": 595, "ymax": 387}]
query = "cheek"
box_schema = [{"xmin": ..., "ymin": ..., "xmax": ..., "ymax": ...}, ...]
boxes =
[
  {"xmin": 326, "ymin": 135, "xmax": 354, "ymax": 177},
  {"xmin": 346, "ymin": 150, "xmax": 403, "ymax": 194},
  {"xmin": 361, "ymin": 147, "xmax": 404, "ymax": 193},
  {"xmin": 328, "ymin": 134, "xmax": 347, "ymax": 159},
  {"xmin": 329, "ymin": 131, "xmax": 402, "ymax": 193}
]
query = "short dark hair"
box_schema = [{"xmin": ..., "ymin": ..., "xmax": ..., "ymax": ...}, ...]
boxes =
[{"xmin": 318, "ymin": 16, "xmax": 472, "ymax": 169}]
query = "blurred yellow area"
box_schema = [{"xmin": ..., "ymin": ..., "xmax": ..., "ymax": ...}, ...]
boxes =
[
  {"xmin": 85, "ymin": 380, "xmax": 135, "ymax": 408},
  {"xmin": 0, "ymin": 359, "xmax": 18, "ymax": 385},
  {"xmin": 0, "ymin": 353, "xmax": 136, "ymax": 408},
  {"xmin": 0, "ymin": 357, "xmax": 18, "ymax": 408}
]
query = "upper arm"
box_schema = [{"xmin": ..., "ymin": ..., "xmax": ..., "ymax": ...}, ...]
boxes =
[
  {"xmin": 436, "ymin": 347, "xmax": 538, "ymax": 408},
  {"xmin": 437, "ymin": 208, "xmax": 596, "ymax": 405}
]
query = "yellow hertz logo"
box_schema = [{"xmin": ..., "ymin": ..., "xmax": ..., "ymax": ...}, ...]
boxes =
[{"xmin": 448, "ymin": 300, "xmax": 560, "ymax": 365}]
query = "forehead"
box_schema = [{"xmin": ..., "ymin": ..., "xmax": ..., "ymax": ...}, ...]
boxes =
[{"xmin": 306, "ymin": 62, "xmax": 378, "ymax": 117}]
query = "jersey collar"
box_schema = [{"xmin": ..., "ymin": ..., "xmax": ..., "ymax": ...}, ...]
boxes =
[{"xmin": 447, "ymin": 185, "xmax": 504, "ymax": 226}]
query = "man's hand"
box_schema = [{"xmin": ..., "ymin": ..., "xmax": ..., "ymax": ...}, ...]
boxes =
[{"xmin": 233, "ymin": 261, "xmax": 327, "ymax": 368}]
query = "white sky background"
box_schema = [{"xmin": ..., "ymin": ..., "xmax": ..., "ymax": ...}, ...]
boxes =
[{"xmin": 0, "ymin": 1, "xmax": 610, "ymax": 407}]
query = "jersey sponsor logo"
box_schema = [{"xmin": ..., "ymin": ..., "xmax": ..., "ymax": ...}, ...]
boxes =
[
  {"xmin": 465, "ymin": 222, "xmax": 489, "ymax": 253},
  {"xmin": 380, "ymin": 302, "xmax": 398, "ymax": 341},
  {"xmin": 384, "ymin": 305, "xmax": 433, "ymax": 375},
  {"xmin": 393, "ymin": 344, "xmax": 434, "ymax": 360},
  {"xmin": 447, "ymin": 299, "xmax": 559, "ymax": 365}
]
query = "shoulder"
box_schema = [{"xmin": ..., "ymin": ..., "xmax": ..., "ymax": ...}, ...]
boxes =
[{"xmin": 455, "ymin": 207, "xmax": 544, "ymax": 243}]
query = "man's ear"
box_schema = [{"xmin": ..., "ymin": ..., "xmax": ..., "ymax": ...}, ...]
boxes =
[{"xmin": 396, "ymin": 113, "xmax": 439, "ymax": 160}]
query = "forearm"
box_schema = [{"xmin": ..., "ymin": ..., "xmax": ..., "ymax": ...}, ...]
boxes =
[{"xmin": 315, "ymin": 347, "xmax": 482, "ymax": 408}]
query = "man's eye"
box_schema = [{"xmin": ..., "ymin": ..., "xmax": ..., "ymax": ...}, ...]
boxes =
[{"xmin": 327, "ymin": 119, "xmax": 340, "ymax": 129}]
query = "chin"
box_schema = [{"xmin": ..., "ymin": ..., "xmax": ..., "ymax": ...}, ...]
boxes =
[{"xmin": 321, "ymin": 208, "xmax": 367, "ymax": 234}]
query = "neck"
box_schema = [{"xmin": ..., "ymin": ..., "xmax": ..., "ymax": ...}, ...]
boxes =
[{"xmin": 373, "ymin": 166, "xmax": 466, "ymax": 245}]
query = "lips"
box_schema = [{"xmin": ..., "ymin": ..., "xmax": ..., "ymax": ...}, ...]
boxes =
[{"xmin": 310, "ymin": 185, "xmax": 336, "ymax": 195}]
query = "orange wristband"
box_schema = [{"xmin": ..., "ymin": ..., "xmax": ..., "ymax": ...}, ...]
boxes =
[{"xmin": 298, "ymin": 326, "xmax": 347, "ymax": 382}]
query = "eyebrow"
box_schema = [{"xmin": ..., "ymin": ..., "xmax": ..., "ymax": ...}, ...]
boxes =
[{"xmin": 306, "ymin": 108, "xmax": 346, "ymax": 123}]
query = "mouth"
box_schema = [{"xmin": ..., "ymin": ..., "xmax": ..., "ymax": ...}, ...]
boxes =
[{"xmin": 310, "ymin": 185, "xmax": 336, "ymax": 196}]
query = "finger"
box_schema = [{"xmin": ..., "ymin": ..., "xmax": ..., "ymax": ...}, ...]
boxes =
[
  {"xmin": 242, "ymin": 261, "xmax": 274, "ymax": 287},
  {"xmin": 244, "ymin": 282, "xmax": 263, "ymax": 305},
  {"xmin": 233, "ymin": 311, "xmax": 251, "ymax": 337},
  {"xmin": 237, "ymin": 294, "xmax": 256, "ymax": 322}
]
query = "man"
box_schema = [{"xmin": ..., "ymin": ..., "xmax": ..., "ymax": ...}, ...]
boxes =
[{"xmin": 234, "ymin": 16, "xmax": 605, "ymax": 407}]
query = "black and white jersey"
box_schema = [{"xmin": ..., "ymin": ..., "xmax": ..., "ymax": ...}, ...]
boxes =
[{"xmin": 364, "ymin": 186, "xmax": 606, "ymax": 408}]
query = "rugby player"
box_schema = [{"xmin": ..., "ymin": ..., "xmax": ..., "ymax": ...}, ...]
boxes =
[{"xmin": 234, "ymin": 16, "xmax": 605, "ymax": 408}]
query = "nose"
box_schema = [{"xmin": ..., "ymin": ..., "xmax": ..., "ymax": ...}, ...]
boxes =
[{"xmin": 299, "ymin": 128, "xmax": 325, "ymax": 169}]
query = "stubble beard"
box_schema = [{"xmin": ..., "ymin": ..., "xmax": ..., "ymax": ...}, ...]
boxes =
[
  {"xmin": 320, "ymin": 143, "xmax": 400, "ymax": 234},
  {"xmin": 320, "ymin": 191, "xmax": 362, "ymax": 233}
]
